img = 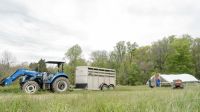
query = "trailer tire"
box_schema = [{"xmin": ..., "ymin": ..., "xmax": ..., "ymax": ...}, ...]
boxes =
[
  {"xmin": 100, "ymin": 84, "xmax": 108, "ymax": 91},
  {"xmin": 108, "ymin": 84, "xmax": 115, "ymax": 90},
  {"xmin": 22, "ymin": 81, "xmax": 40, "ymax": 94},
  {"xmin": 52, "ymin": 77, "xmax": 69, "ymax": 93}
]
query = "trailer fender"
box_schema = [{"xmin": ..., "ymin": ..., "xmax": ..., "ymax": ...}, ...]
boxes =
[
  {"xmin": 99, "ymin": 83, "xmax": 108, "ymax": 90},
  {"xmin": 109, "ymin": 84, "xmax": 115, "ymax": 88}
]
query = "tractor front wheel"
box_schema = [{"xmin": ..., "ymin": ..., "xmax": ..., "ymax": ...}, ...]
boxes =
[
  {"xmin": 51, "ymin": 77, "xmax": 70, "ymax": 93},
  {"xmin": 22, "ymin": 81, "xmax": 40, "ymax": 94}
]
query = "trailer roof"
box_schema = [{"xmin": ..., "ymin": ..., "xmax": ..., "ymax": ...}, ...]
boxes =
[{"xmin": 77, "ymin": 66, "xmax": 116, "ymax": 72}]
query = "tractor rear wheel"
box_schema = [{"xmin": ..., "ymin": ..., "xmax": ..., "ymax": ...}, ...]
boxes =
[
  {"xmin": 22, "ymin": 81, "xmax": 40, "ymax": 94},
  {"xmin": 52, "ymin": 77, "xmax": 69, "ymax": 93}
]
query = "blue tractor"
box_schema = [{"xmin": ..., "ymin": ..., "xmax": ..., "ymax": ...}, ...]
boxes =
[{"xmin": 0, "ymin": 61, "xmax": 70, "ymax": 94}]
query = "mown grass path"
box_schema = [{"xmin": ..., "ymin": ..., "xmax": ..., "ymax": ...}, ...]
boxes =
[{"xmin": 0, "ymin": 85, "xmax": 199, "ymax": 112}]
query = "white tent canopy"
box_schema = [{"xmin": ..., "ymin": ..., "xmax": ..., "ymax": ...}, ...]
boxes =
[{"xmin": 150, "ymin": 74, "xmax": 199, "ymax": 83}]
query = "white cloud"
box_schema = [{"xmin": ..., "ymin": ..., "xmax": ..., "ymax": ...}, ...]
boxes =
[{"xmin": 0, "ymin": 0, "xmax": 199, "ymax": 63}]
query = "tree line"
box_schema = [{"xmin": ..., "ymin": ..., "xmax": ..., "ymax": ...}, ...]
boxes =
[{"xmin": 1, "ymin": 34, "xmax": 200, "ymax": 85}]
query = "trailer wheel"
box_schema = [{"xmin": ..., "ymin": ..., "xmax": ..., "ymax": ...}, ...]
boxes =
[
  {"xmin": 52, "ymin": 77, "xmax": 69, "ymax": 93},
  {"xmin": 101, "ymin": 84, "xmax": 108, "ymax": 91},
  {"xmin": 108, "ymin": 84, "xmax": 115, "ymax": 90},
  {"xmin": 22, "ymin": 81, "xmax": 40, "ymax": 94}
]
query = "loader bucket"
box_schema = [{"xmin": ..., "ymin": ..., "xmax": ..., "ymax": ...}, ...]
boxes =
[{"xmin": 0, "ymin": 77, "xmax": 6, "ymax": 86}]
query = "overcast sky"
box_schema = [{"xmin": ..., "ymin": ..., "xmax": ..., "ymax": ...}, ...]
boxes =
[{"xmin": 0, "ymin": 0, "xmax": 199, "ymax": 63}]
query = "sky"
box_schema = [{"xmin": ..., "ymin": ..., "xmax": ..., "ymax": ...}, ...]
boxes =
[{"xmin": 0, "ymin": 0, "xmax": 199, "ymax": 63}]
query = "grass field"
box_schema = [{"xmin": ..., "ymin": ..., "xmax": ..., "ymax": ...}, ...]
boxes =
[{"xmin": 0, "ymin": 85, "xmax": 200, "ymax": 112}]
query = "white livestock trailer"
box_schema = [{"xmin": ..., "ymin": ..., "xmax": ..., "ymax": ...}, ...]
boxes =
[{"xmin": 75, "ymin": 66, "xmax": 116, "ymax": 90}]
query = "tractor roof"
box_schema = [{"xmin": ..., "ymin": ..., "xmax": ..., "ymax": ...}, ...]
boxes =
[
  {"xmin": 46, "ymin": 61, "xmax": 65, "ymax": 65},
  {"xmin": 46, "ymin": 61, "xmax": 65, "ymax": 72}
]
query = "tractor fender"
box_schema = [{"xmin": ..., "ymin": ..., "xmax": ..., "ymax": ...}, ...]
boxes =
[{"xmin": 49, "ymin": 74, "xmax": 68, "ymax": 84}]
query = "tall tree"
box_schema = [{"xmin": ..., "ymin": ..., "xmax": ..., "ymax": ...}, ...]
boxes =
[
  {"xmin": 29, "ymin": 62, "xmax": 38, "ymax": 71},
  {"xmin": 65, "ymin": 44, "xmax": 85, "ymax": 66},
  {"xmin": 36, "ymin": 59, "xmax": 47, "ymax": 72},
  {"xmin": 151, "ymin": 37, "xmax": 172, "ymax": 72},
  {"xmin": 0, "ymin": 50, "xmax": 16, "ymax": 68},
  {"xmin": 134, "ymin": 46, "xmax": 153, "ymax": 83},
  {"xmin": 0, "ymin": 50, "xmax": 16, "ymax": 75},
  {"xmin": 111, "ymin": 41, "xmax": 140, "ymax": 85},
  {"xmin": 166, "ymin": 35, "xmax": 193, "ymax": 73},
  {"xmin": 91, "ymin": 50, "xmax": 109, "ymax": 68},
  {"xmin": 65, "ymin": 44, "xmax": 81, "ymax": 63},
  {"xmin": 114, "ymin": 41, "xmax": 127, "ymax": 64},
  {"xmin": 191, "ymin": 38, "xmax": 200, "ymax": 78},
  {"xmin": 112, "ymin": 41, "xmax": 126, "ymax": 84},
  {"xmin": 64, "ymin": 44, "xmax": 86, "ymax": 84},
  {"xmin": 126, "ymin": 42, "xmax": 138, "ymax": 63}
]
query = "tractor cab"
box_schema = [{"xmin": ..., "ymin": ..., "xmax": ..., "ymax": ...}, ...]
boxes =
[
  {"xmin": 45, "ymin": 61, "xmax": 65, "ymax": 73},
  {"xmin": 40, "ymin": 61, "xmax": 69, "ymax": 91},
  {"xmin": 42, "ymin": 61, "xmax": 66, "ymax": 82}
]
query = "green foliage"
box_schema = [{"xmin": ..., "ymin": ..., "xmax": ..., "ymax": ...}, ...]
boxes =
[
  {"xmin": 166, "ymin": 36, "xmax": 193, "ymax": 73},
  {"xmin": 125, "ymin": 63, "xmax": 141, "ymax": 85},
  {"xmin": 91, "ymin": 50, "xmax": 109, "ymax": 68},
  {"xmin": 110, "ymin": 41, "xmax": 139, "ymax": 85},
  {"xmin": 64, "ymin": 64, "xmax": 76, "ymax": 84},
  {"xmin": 90, "ymin": 35, "xmax": 199, "ymax": 85},
  {"xmin": 192, "ymin": 38, "xmax": 200, "ymax": 78},
  {"xmin": 29, "ymin": 62, "xmax": 38, "ymax": 71},
  {"xmin": 149, "ymin": 35, "xmax": 195, "ymax": 76},
  {"xmin": 65, "ymin": 44, "xmax": 84, "ymax": 66},
  {"xmin": 29, "ymin": 59, "xmax": 47, "ymax": 72},
  {"xmin": 113, "ymin": 41, "xmax": 127, "ymax": 64},
  {"xmin": 37, "ymin": 59, "xmax": 47, "ymax": 72},
  {"xmin": 151, "ymin": 37, "xmax": 172, "ymax": 72},
  {"xmin": 64, "ymin": 44, "xmax": 87, "ymax": 84},
  {"xmin": 134, "ymin": 46, "xmax": 153, "ymax": 83},
  {"xmin": 1, "ymin": 35, "xmax": 200, "ymax": 86}
]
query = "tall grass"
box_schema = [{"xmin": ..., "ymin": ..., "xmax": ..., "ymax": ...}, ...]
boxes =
[{"xmin": 0, "ymin": 85, "xmax": 199, "ymax": 112}]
